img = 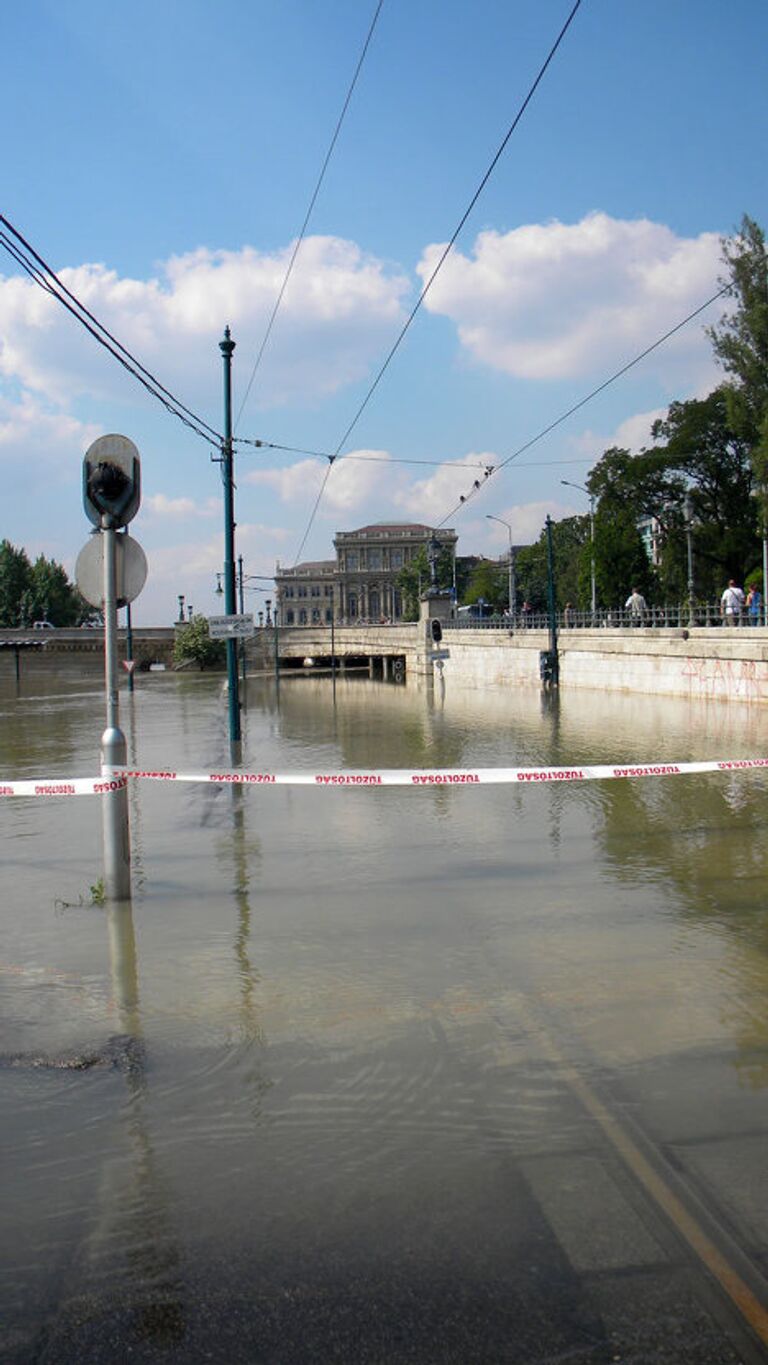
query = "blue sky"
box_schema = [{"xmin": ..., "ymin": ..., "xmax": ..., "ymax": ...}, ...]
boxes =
[{"xmin": 2, "ymin": 0, "xmax": 767, "ymax": 622}]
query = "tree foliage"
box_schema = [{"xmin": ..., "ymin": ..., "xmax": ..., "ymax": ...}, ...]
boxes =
[
  {"xmin": 708, "ymin": 216, "xmax": 768, "ymax": 447},
  {"xmin": 396, "ymin": 545, "xmax": 455, "ymax": 621},
  {"xmin": 173, "ymin": 615, "xmax": 226, "ymax": 670},
  {"xmin": 461, "ymin": 559, "xmax": 507, "ymax": 612},
  {"xmin": 515, "ymin": 517, "xmax": 591, "ymax": 611},
  {"xmin": 0, "ymin": 539, "xmax": 90, "ymax": 626}
]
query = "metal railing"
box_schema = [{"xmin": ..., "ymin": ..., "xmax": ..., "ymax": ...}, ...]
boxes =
[{"xmin": 445, "ymin": 603, "xmax": 765, "ymax": 631}]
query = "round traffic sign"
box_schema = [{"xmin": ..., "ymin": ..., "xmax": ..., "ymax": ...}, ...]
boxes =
[{"xmin": 76, "ymin": 532, "xmax": 148, "ymax": 607}]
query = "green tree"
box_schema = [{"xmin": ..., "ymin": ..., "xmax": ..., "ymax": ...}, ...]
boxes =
[
  {"xmin": 396, "ymin": 544, "xmax": 454, "ymax": 621},
  {"xmin": 708, "ymin": 216, "xmax": 768, "ymax": 439},
  {"xmin": 173, "ymin": 615, "xmax": 226, "ymax": 670},
  {"xmin": 707, "ymin": 214, "xmax": 768, "ymax": 508},
  {"xmin": 593, "ymin": 506, "xmax": 654, "ymax": 606},
  {"xmin": 29, "ymin": 556, "xmax": 86, "ymax": 626},
  {"xmin": 651, "ymin": 389, "xmax": 758, "ymax": 593},
  {"xmin": 461, "ymin": 559, "xmax": 506, "ymax": 612},
  {"xmin": 0, "ymin": 540, "xmax": 32, "ymax": 626},
  {"xmin": 515, "ymin": 516, "xmax": 591, "ymax": 611}
]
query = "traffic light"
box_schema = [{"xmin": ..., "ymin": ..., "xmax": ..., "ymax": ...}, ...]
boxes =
[
  {"xmin": 83, "ymin": 434, "xmax": 141, "ymax": 529},
  {"xmin": 430, "ymin": 618, "xmax": 443, "ymax": 644}
]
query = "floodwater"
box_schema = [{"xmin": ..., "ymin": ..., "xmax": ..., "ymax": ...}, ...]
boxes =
[{"xmin": 2, "ymin": 661, "xmax": 768, "ymax": 1363}]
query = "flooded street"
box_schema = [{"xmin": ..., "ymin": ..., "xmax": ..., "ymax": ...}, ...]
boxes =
[{"xmin": 2, "ymin": 664, "xmax": 768, "ymax": 1363}]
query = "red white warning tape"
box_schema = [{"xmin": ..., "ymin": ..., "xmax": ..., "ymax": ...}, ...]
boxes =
[
  {"xmin": 1, "ymin": 759, "xmax": 766, "ymax": 797},
  {"xmin": 0, "ymin": 775, "xmax": 128, "ymax": 798},
  {"xmin": 111, "ymin": 758, "xmax": 768, "ymax": 787}
]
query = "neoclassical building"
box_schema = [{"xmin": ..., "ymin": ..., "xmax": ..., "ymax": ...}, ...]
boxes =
[{"xmin": 275, "ymin": 523, "xmax": 458, "ymax": 624}]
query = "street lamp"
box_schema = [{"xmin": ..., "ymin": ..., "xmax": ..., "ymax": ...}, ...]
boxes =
[
  {"xmin": 683, "ymin": 491, "xmax": 695, "ymax": 626},
  {"xmin": 561, "ymin": 480, "xmax": 596, "ymax": 619},
  {"xmin": 486, "ymin": 515, "xmax": 516, "ymax": 620},
  {"xmin": 177, "ymin": 594, "xmax": 185, "ymax": 623}
]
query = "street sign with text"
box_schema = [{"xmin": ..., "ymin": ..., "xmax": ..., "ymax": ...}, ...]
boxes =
[{"xmin": 208, "ymin": 613, "xmax": 255, "ymax": 639}]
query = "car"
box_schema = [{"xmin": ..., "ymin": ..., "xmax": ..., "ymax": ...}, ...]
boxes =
[{"xmin": 32, "ymin": 620, "xmax": 55, "ymax": 630}]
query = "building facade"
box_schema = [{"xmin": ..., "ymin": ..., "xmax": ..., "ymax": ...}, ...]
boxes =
[{"xmin": 275, "ymin": 523, "xmax": 458, "ymax": 624}]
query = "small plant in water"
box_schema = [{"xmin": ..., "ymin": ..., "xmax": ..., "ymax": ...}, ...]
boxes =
[{"xmin": 89, "ymin": 878, "xmax": 106, "ymax": 906}]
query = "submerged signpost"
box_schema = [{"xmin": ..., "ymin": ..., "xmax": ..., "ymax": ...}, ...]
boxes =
[{"xmin": 76, "ymin": 434, "xmax": 146, "ymax": 901}]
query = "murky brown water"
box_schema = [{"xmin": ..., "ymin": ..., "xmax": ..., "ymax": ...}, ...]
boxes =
[{"xmin": 2, "ymin": 662, "xmax": 768, "ymax": 1362}]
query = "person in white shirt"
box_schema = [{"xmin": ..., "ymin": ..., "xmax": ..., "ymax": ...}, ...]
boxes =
[
  {"xmin": 625, "ymin": 587, "xmax": 646, "ymax": 623},
  {"xmin": 721, "ymin": 580, "xmax": 745, "ymax": 625}
]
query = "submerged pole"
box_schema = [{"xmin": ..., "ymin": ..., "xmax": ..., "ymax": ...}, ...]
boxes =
[
  {"xmin": 220, "ymin": 327, "xmax": 242, "ymax": 763},
  {"xmin": 101, "ymin": 522, "xmax": 131, "ymax": 899}
]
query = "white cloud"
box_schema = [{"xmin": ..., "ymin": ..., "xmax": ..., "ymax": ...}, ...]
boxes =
[
  {"xmin": 481, "ymin": 500, "xmax": 575, "ymax": 547},
  {"xmin": 393, "ymin": 453, "xmax": 496, "ymax": 522},
  {"xmin": 417, "ymin": 213, "xmax": 722, "ymax": 382},
  {"xmin": 0, "ymin": 389, "xmax": 100, "ymax": 470},
  {"xmin": 245, "ymin": 449, "xmax": 397, "ymax": 514},
  {"xmin": 143, "ymin": 493, "xmax": 219, "ymax": 520},
  {"xmin": 0, "ymin": 237, "xmax": 411, "ymax": 412}
]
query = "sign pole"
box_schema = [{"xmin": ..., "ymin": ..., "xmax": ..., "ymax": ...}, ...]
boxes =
[
  {"xmin": 219, "ymin": 327, "xmax": 242, "ymax": 764},
  {"xmin": 101, "ymin": 520, "xmax": 131, "ymax": 900}
]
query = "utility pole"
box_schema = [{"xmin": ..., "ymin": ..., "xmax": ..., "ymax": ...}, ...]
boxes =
[
  {"xmin": 544, "ymin": 515, "xmax": 560, "ymax": 688},
  {"xmin": 220, "ymin": 327, "xmax": 241, "ymax": 762}
]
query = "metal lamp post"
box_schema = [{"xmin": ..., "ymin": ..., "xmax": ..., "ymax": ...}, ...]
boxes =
[
  {"xmin": 561, "ymin": 480, "xmax": 596, "ymax": 620},
  {"xmin": 683, "ymin": 491, "xmax": 695, "ymax": 626},
  {"xmin": 486, "ymin": 514, "xmax": 516, "ymax": 621}
]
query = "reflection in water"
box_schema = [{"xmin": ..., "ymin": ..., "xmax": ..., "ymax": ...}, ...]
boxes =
[
  {"xmin": 4, "ymin": 671, "xmax": 768, "ymax": 1358},
  {"xmin": 68, "ymin": 901, "xmax": 188, "ymax": 1349}
]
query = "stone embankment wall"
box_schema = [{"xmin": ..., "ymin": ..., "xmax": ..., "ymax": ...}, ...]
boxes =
[
  {"xmin": 5, "ymin": 623, "xmax": 768, "ymax": 704},
  {"xmin": 440, "ymin": 627, "xmax": 768, "ymax": 705}
]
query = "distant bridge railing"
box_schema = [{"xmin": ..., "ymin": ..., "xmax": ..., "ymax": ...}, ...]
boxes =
[{"xmin": 445, "ymin": 603, "xmax": 765, "ymax": 631}]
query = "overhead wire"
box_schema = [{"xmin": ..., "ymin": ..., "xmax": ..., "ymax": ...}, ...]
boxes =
[
  {"xmin": 0, "ymin": 214, "xmax": 222, "ymax": 447},
  {"xmin": 289, "ymin": 0, "xmax": 584, "ymax": 562},
  {"xmin": 235, "ymin": 0, "xmax": 386, "ymax": 431},
  {"xmin": 434, "ymin": 282, "xmax": 732, "ymax": 528}
]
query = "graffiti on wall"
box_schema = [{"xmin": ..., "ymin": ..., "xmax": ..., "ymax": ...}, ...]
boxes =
[{"xmin": 682, "ymin": 656, "xmax": 768, "ymax": 701}]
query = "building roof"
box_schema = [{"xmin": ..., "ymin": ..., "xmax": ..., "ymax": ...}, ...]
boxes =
[
  {"xmin": 276, "ymin": 559, "xmax": 335, "ymax": 576},
  {"xmin": 336, "ymin": 523, "xmax": 456, "ymax": 537}
]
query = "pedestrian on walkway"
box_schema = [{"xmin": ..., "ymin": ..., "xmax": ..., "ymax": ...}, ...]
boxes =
[
  {"xmin": 721, "ymin": 579, "xmax": 745, "ymax": 625},
  {"xmin": 746, "ymin": 584, "xmax": 762, "ymax": 626},
  {"xmin": 624, "ymin": 587, "xmax": 647, "ymax": 624}
]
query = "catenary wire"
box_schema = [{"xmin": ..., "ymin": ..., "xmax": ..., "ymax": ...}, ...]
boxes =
[
  {"xmin": 435, "ymin": 283, "xmax": 732, "ymax": 528},
  {"xmin": 0, "ymin": 214, "xmax": 222, "ymax": 446},
  {"xmin": 288, "ymin": 0, "xmax": 583, "ymax": 562},
  {"xmin": 235, "ymin": 0, "xmax": 386, "ymax": 431}
]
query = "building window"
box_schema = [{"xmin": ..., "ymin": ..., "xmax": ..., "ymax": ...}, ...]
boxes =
[
  {"xmin": 324, "ymin": 585, "xmax": 333, "ymax": 597},
  {"xmin": 299, "ymin": 609, "xmax": 307, "ymax": 624},
  {"xmin": 348, "ymin": 594, "xmax": 358, "ymax": 617},
  {"xmin": 311, "ymin": 608, "xmax": 320, "ymax": 623},
  {"xmin": 346, "ymin": 552, "xmax": 358, "ymax": 571},
  {"xmin": 325, "ymin": 608, "xmax": 333, "ymax": 623},
  {"xmin": 391, "ymin": 550, "xmax": 403, "ymax": 569},
  {"xmin": 284, "ymin": 586, "xmax": 295, "ymax": 598},
  {"xmin": 286, "ymin": 609, "xmax": 295, "ymax": 624},
  {"xmin": 298, "ymin": 586, "xmax": 307, "ymax": 598},
  {"xmin": 368, "ymin": 550, "xmax": 382, "ymax": 570},
  {"xmin": 311, "ymin": 586, "xmax": 321, "ymax": 597}
]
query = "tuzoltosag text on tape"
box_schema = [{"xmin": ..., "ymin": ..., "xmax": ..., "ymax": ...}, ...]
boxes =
[{"xmin": 1, "ymin": 759, "xmax": 767, "ymax": 797}]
